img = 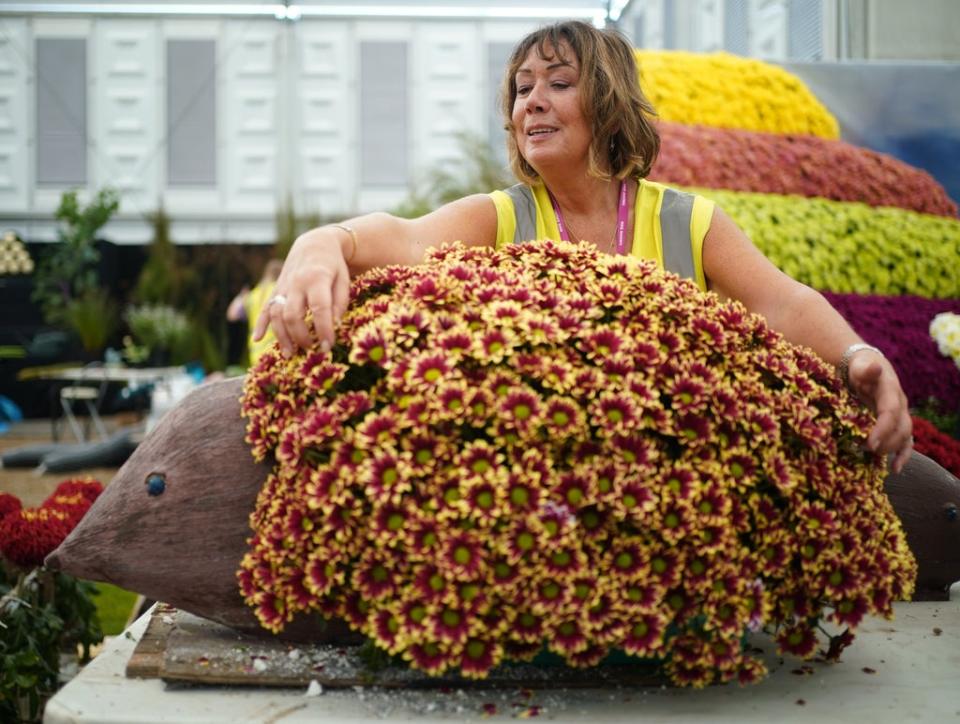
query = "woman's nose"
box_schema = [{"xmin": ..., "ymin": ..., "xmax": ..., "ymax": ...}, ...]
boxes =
[{"xmin": 525, "ymin": 82, "xmax": 547, "ymax": 112}]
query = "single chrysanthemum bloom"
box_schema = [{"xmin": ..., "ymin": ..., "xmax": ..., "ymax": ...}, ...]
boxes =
[
  {"xmin": 555, "ymin": 472, "xmax": 591, "ymax": 509},
  {"xmin": 620, "ymin": 612, "xmax": 667, "ymax": 658},
  {"xmin": 777, "ymin": 623, "xmax": 819, "ymax": 658},
  {"xmin": 409, "ymin": 350, "xmax": 457, "ymax": 388},
  {"xmin": 496, "ymin": 388, "xmax": 542, "ymax": 436},
  {"xmin": 831, "ymin": 596, "xmax": 869, "ymax": 628},
  {"xmin": 303, "ymin": 551, "xmax": 342, "ymax": 597},
  {"xmin": 549, "ymin": 619, "xmax": 590, "ymax": 656},
  {"xmin": 542, "ymin": 545, "xmax": 587, "ymax": 580},
  {"xmin": 429, "ymin": 605, "xmax": 473, "ymax": 645},
  {"xmin": 254, "ymin": 592, "xmax": 291, "ymax": 632},
  {"xmin": 298, "ymin": 352, "xmax": 347, "ymax": 395},
  {"xmin": 392, "ymin": 309, "xmax": 429, "ymax": 346},
  {"xmin": 611, "ymin": 481, "xmax": 657, "ymax": 521},
  {"xmin": 510, "ymin": 610, "xmax": 546, "ymax": 644},
  {"xmin": 460, "ymin": 638, "xmax": 502, "ymax": 678},
  {"xmin": 350, "ymin": 325, "xmax": 391, "ymax": 367},
  {"xmin": 591, "ymin": 392, "xmax": 641, "ymax": 437},
  {"xmin": 441, "ymin": 532, "xmax": 486, "ymax": 580},
  {"xmin": 404, "ymin": 641, "xmax": 452, "ymax": 676},
  {"xmin": 413, "ymin": 565, "xmax": 451, "ymax": 603},
  {"xmin": 542, "ymin": 396, "xmax": 585, "ymax": 439},
  {"xmin": 352, "ymin": 551, "xmax": 400, "ymax": 601}
]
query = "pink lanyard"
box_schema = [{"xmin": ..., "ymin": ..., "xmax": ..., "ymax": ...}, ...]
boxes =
[{"xmin": 548, "ymin": 180, "xmax": 630, "ymax": 255}]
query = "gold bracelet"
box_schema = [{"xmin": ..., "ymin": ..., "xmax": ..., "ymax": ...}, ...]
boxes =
[{"xmin": 330, "ymin": 223, "xmax": 358, "ymax": 264}]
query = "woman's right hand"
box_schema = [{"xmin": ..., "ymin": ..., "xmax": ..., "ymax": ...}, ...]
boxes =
[{"xmin": 252, "ymin": 227, "xmax": 352, "ymax": 355}]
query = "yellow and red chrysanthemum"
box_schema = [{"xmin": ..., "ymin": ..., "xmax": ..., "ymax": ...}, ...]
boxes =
[{"xmin": 238, "ymin": 239, "xmax": 916, "ymax": 687}]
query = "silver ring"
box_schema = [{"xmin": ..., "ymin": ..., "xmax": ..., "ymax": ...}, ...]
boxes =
[{"xmin": 268, "ymin": 294, "xmax": 288, "ymax": 307}]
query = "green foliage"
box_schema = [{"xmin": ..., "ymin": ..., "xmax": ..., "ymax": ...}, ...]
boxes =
[
  {"xmin": 694, "ymin": 187, "xmax": 960, "ymax": 298},
  {"xmin": 392, "ymin": 132, "xmax": 512, "ymax": 219},
  {"xmin": 274, "ymin": 195, "xmax": 325, "ymax": 259},
  {"xmin": 64, "ymin": 288, "xmax": 119, "ymax": 354},
  {"xmin": 125, "ymin": 304, "xmax": 192, "ymax": 365},
  {"xmin": 91, "ymin": 583, "xmax": 138, "ymax": 636},
  {"xmin": 136, "ymin": 206, "xmax": 197, "ymax": 306},
  {"xmin": 0, "ymin": 567, "xmax": 103, "ymax": 723},
  {"xmin": 32, "ymin": 188, "xmax": 120, "ymax": 326}
]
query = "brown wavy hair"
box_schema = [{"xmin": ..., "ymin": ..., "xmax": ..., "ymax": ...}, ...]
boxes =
[{"xmin": 501, "ymin": 21, "xmax": 660, "ymax": 185}]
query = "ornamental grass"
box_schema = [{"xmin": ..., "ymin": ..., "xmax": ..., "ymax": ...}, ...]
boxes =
[
  {"xmin": 239, "ymin": 240, "xmax": 915, "ymax": 687},
  {"xmin": 695, "ymin": 188, "xmax": 960, "ymax": 298},
  {"xmin": 635, "ymin": 50, "xmax": 838, "ymax": 139},
  {"xmin": 820, "ymin": 293, "xmax": 960, "ymax": 410},
  {"xmin": 0, "ymin": 478, "xmax": 103, "ymax": 569},
  {"xmin": 651, "ymin": 122, "xmax": 957, "ymax": 218}
]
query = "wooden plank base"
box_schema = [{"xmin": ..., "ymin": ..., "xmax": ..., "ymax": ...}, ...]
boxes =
[{"xmin": 127, "ymin": 606, "xmax": 673, "ymax": 689}]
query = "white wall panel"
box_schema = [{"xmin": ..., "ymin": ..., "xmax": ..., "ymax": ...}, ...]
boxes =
[
  {"xmin": 751, "ymin": 0, "xmax": 788, "ymax": 58},
  {"xmin": 94, "ymin": 20, "xmax": 159, "ymax": 217},
  {"xmin": 694, "ymin": 0, "xmax": 724, "ymax": 52},
  {"xmin": 0, "ymin": 18, "xmax": 29, "ymax": 212},
  {"xmin": 415, "ymin": 23, "xmax": 481, "ymax": 180},
  {"xmin": 294, "ymin": 21, "xmax": 353, "ymax": 216},
  {"xmin": 223, "ymin": 20, "xmax": 279, "ymax": 217}
]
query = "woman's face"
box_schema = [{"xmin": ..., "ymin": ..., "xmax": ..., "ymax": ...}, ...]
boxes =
[{"xmin": 511, "ymin": 42, "xmax": 592, "ymax": 178}]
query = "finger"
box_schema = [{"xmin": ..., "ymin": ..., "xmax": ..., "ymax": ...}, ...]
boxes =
[
  {"xmin": 268, "ymin": 298, "xmax": 295, "ymax": 356},
  {"xmin": 848, "ymin": 358, "xmax": 882, "ymax": 407},
  {"xmin": 331, "ymin": 264, "xmax": 351, "ymax": 329},
  {"xmin": 282, "ymin": 291, "xmax": 312, "ymax": 352},
  {"xmin": 891, "ymin": 439, "xmax": 913, "ymax": 475},
  {"xmin": 306, "ymin": 283, "xmax": 336, "ymax": 352},
  {"xmin": 252, "ymin": 305, "xmax": 270, "ymax": 342}
]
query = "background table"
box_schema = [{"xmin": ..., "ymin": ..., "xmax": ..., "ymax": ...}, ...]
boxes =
[{"xmin": 44, "ymin": 585, "xmax": 960, "ymax": 723}]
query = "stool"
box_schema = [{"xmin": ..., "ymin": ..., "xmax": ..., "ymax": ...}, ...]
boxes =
[{"xmin": 58, "ymin": 385, "xmax": 108, "ymax": 442}]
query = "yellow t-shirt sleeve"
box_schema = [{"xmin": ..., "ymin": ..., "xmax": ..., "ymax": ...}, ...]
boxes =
[{"xmin": 489, "ymin": 190, "xmax": 516, "ymax": 250}]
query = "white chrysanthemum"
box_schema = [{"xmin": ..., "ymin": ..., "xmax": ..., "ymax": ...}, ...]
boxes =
[{"xmin": 930, "ymin": 312, "xmax": 960, "ymax": 369}]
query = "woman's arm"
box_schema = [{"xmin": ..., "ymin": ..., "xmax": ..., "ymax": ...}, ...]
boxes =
[
  {"xmin": 254, "ymin": 193, "xmax": 498, "ymax": 355},
  {"xmin": 702, "ymin": 206, "xmax": 912, "ymax": 472}
]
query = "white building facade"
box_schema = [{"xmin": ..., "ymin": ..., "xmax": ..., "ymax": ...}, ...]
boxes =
[{"xmin": 2, "ymin": 0, "xmax": 945, "ymax": 245}]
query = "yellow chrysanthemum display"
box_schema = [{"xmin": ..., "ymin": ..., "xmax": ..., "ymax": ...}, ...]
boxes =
[
  {"xmin": 636, "ymin": 50, "xmax": 839, "ymax": 139},
  {"xmin": 693, "ymin": 188, "xmax": 960, "ymax": 298}
]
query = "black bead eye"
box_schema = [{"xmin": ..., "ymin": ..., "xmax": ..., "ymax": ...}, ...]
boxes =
[
  {"xmin": 946, "ymin": 505, "xmax": 958, "ymax": 522},
  {"xmin": 146, "ymin": 473, "xmax": 166, "ymax": 496}
]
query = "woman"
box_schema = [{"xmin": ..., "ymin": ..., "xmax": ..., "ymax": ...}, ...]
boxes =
[{"xmin": 256, "ymin": 21, "xmax": 912, "ymax": 472}]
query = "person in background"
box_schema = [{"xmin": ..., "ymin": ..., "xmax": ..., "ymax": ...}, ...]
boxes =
[
  {"xmin": 255, "ymin": 21, "xmax": 912, "ymax": 472},
  {"xmin": 227, "ymin": 258, "xmax": 284, "ymax": 366}
]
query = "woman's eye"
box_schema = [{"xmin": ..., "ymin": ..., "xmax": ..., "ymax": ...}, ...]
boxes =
[
  {"xmin": 517, "ymin": 86, "xmax": 531, "ymax": 96},
  {"xmin": 552, "ymin": 82, "xmax": 569, "ymax": 90}
]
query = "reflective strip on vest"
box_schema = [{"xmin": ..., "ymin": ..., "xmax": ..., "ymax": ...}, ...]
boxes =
[
  {"xmin": 504, "ymin": 184, "xmax": 538, "ymax": 243},
  {"xmin": 659, "ymin": 187, "xmax": 696, "ymax": 281},
  {"xmin": 505, "ymin": 183, "xmax": 697, "ymax": 282}
]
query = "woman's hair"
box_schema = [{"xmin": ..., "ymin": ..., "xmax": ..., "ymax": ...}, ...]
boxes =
[{"xmin": 501, "ymin": 20, "xmax": 660, "ymax": 185}]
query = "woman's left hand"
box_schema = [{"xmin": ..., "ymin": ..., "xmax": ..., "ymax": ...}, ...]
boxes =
[{"xmin": 847, "ymin": 349, "xmax": 913, "ymax": 474}]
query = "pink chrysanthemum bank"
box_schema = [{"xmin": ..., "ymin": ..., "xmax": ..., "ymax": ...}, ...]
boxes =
[{"xmin": 239, "ymin": 240, "xmax": 916, "ymax": 687}]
